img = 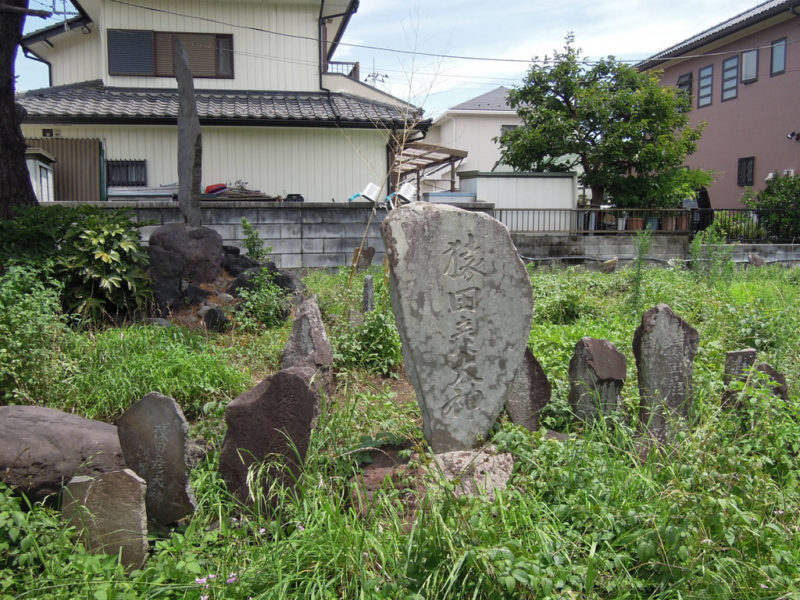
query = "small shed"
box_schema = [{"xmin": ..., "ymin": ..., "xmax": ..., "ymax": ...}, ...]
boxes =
[{"xmin": 25, "ymin": 147, "xmax": 56, "ymax": 203}]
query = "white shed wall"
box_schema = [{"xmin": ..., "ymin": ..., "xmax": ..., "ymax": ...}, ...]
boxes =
[
  {"xmin": 21, "ymin": 123, "xmax": 390, "ymax": 202},
  {"xmin": 459, "ymin": 173, "xmax": 576, "ymax": 210}
]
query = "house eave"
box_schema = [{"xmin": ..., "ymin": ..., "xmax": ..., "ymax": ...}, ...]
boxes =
[
  {"xmin": 21, "ymin": 0, "xmax": 92, "ymax": 47},
  {"xmin": 638, "ymin": 0, "xmax": 800, "ymax": 71}
]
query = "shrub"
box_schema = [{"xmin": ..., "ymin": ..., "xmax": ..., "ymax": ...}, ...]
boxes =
[
  {"xmin": 0, "ymin": 266, "xmax": 65, "ymax": 402},
  {"xmin": 743, "ymin": 173, "xmax": 800, "ymax": 240},
  {"xmin": 333, "ymin": 309, "xmax": 403, "ymax": 376},
  {"xmin": 0, "ymin": 205, "xmax": 152, "ymax": 322},
  {"xmin": 707, "ymin": 211, "xmax": 765, "ymax": 240},
  {"xmin": 235, "ymin": 268, "xmax": 292, "ymax": 330},
  {"xmin": 240, "ymin": 217, "xmax": 272, "ymax": 262}
]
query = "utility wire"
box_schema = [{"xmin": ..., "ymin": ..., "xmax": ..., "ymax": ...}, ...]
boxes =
[{"xmin": 106, "ymin": 0, "xmax": 799, "ymax": 67}]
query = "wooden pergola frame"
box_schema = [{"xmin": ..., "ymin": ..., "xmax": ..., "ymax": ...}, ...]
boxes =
[{"xmin": 390, "ymin": 142, "xmax": 468, "ymax": 201}]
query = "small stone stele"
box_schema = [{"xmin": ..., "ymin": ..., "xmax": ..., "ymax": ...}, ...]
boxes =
[
  {"xmin": 721, "ymin": 348, "xmax": 758, "ymax": 407},
  {"xmin": 219, "ymin": 367, "xmax": 320, "ymax": 507},
  {"xmin": 633, "ymin": 304, "xmax": 699, "ymax": 445},
  {"xmin": 756, "ymin": 362, "xmax": 789, "ymax": 402},
  {"xmin": 505, "ymin": 348, "xmax": 551, "ymax": 431},
  {"xmin": 116, "ymin": 392, "xmax": 197, "ymax": 526},
  {"xmin": 568, "ymin": 337, "xmax": 627, "ymax": 423},
  {"xmin": 382, "ymin": 203, "xmax": 534, "ymax": 453},
  {"xmin": 362, "ymin": 274, "xmax": 376, "ymax": 313},
  {"xmin": 354, "ymin": 246, "xmax": 375, "ymax": 270},
  {"xmin": 62, "ymin": 469, "xmax": 148, "ymax": 572},
  {"xmin": 282, "ymin": 295, "xmax": 333, "ymax": 382}
]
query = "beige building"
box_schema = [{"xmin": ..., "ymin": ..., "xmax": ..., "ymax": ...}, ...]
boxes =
[
  {"xmin": 640, "ymin": 0, "xmax": 800, "ymax": 208},
  {"xmin": 17, "ymin": 0, "xmax": 426, "ymax": 203},
  {"xmin": 422, "ymin": 86, "xmax": 521, "ymax": 193}
]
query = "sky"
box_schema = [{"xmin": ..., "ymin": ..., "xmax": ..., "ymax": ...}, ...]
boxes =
[{"xmin": 15, "ymin": 0, "xmax": 763, "ymax": 118}]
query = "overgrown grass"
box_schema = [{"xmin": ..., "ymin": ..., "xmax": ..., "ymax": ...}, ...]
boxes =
[{"xmin": 3, "ymin": 263, "xmax": 800, "ymax": 599}]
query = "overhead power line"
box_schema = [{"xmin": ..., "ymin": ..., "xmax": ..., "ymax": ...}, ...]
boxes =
[{"xmin": 106, "ymin": 0, "xmax": 799, "ymax": 67}]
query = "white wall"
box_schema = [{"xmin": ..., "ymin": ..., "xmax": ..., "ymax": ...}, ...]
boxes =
[
  {"xmin": 426, "ymin": 111, "xmax": 521, "ymax": 179},
  {"xmin": 22, "ymin": 123, "xmax": 391, "ymax": 202},
  {"xmin": 458, "ymin": 172, "xmax": 576, "ymax": 210},
  {"xmin": 38, "ymin": 0, "xmax": 321, "ymax": 91}
]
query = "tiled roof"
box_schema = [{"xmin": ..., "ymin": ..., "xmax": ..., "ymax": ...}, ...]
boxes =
[
  {"xmin": 638, "ymin": 0, "xmax": 796, "ymax": 70},
  {"xmin": 17, "ymin": 80, "xmax": 427, "ymax": 129},
  {"xmin": 450, "ymin": 86, "xmax": 513, "ymax": 111}
]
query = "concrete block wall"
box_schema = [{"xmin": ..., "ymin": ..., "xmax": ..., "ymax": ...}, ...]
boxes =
[
  {"xmin": 68, "ymin": 200, "xmax": 493, "ymax": 269},
  {"xmin": 511, "ymin": 233, "xmax": 690, "ymax": 266}
]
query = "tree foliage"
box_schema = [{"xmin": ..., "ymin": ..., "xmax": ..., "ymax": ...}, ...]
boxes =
[
  {"xmin": 743, "ymin": 173, "xmax": 800, "ymax": 240},
  {"xmin": 499, "ymin": 40, "xmax": 711, "ymax": 208}
]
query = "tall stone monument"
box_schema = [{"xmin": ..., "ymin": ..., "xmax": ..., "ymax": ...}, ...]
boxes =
[
  {"xmin": 633, "ymin": 304, "xmax": 699, "ymax": 444},
  {"xmin": 382, "ymin": 203, "xmax": 534, "ymax": 452},
  {"xmin": 174, "ymin": 39, "xmax": 202, "ymax": 227}
]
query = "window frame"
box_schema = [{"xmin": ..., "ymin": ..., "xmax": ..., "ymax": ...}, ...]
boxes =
[
  {"xmin": 106, "ymin": 159, "xmax": 147, "ymax": 187},
  {"xmin": 697, "ymin": 64, "xmax": 713, "ymax": 108},
  {"xmin": 107, "ymin": 29, "xmax": 234, "ymax": 79},
  {"xmin": 737, "ymin": 156, "xmax": 755, "ymax": 187},
  {"xmin": 677, "ymin": 72, "xmax": 693, "ymax": 98},
  {"xmin": 771, "ymin": 37, "xmax": 786, "ymax": 76},
  {"xmin": 741, "ymin": 49, "xmax": 758, "ymax": 83},
  {"xmin": 722, "ymin": 55, "xmax": 739, "ymax": 101}
]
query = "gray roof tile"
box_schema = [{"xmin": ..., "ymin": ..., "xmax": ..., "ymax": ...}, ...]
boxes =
[
  {"xmin": 17, "ymin": 80, "xmax": 426, "ymax": 129},
  {"xmin": 639, "ymin": 0, "xmax": 795, "ymax": 70},
  {"xmin": 450, "ymin": 86, "xmax": 513, "ymax": 111}
]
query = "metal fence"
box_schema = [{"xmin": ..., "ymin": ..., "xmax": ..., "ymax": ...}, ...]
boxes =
[{"xmin": 493, "ymin": 208, "xmax": 797, "ymax": 242}]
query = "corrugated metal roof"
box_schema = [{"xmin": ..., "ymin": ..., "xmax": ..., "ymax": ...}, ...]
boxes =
[
  {"xmin": 638, "ymin": 0, "xmax": 797, "ymax": 70},
  {"xmin": 17, "ymin": 80, "xmax": 427, "ymax": 129}
]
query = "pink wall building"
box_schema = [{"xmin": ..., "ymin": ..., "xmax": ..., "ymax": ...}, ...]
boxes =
[{"xmin": 640, "ymin": 1, "xmax": 800, "ymax": 208}]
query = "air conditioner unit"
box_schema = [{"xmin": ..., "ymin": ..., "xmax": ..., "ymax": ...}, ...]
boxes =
[{"xmin": 783, "ymin": 169, "xmax": 795, "ymax": 177}]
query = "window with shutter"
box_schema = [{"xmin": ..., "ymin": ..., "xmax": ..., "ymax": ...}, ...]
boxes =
[
  {"xmin": 109, "ymin": 30, "xmax": 233, "ymax": 78},
  {"xmin": 108, "ymin": 30, "xmax": 154, "ymax": 75}
]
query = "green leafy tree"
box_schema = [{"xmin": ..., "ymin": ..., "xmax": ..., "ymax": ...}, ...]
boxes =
[
  {"xmin": 743, "ymin": 173, "xmax": 800, "ymax": 240},
  {"xmin": 499, "ymin": 39, "xmax": 711, "ymax": 208}
]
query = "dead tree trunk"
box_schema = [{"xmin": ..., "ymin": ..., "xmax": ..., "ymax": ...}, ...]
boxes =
[{"xmin": 0, "ymin": 0, "xmax": 38, "ymax": 220}]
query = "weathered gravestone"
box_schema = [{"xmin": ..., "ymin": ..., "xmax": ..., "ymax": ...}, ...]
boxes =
[
  {"xmin": 116, "ymin": 392, "xmax": 197, "ymax": 525},
  {"xmin": 633, "ymin": 304, "xmax": 699, "ymax": 444},
  {"xmin": 362, "ymin": 274, "xmax": 375, "ymax": 313},
  {"xmin": 721, "ymin": 348, "xmax": 758, "ymax": 407},
  {"xmin": 0, "ymin": 406, "xmax": 125, "ymax": 501},
  {"xmin": 62, "ymin": 469, "xmax": 148, "ymax": 572},
  {"xmin": 174, "ymin": 38, "xmax": 202, "ymax": 227},
  {"xmin": 219, "ymin": 367, "xmax": 320, "ymax": 506},
  {"xmin": 568, "ymin": 337, "xmax": 627, "ymax": 423},
  {"xmin": 505, "ymin": 348, "xmax": 551, "ymax": 431},
  {"xmin": 382, "ymin": 203, "xmax": 534, "ymax": 452},
  {"xmin": 755, "ymin": 362, "xmax": 789, "ymax": 402},
  {"xmin": 282, "ymin": 295, "xmax": 333, "ymax": 388},
  {"xmin": 354, "ymin": 246, "xmax": 376, "ymax": 270}
]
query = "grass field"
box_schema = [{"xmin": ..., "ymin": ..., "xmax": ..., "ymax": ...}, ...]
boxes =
[{"xmin": 2, "ymin": 261, "xmax": 800, "ymax": 599}]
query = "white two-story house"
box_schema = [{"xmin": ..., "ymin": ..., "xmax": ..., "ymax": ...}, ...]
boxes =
[{"xmin": 17, "ymin": 0, "xmax": 426, "ymax": 202}]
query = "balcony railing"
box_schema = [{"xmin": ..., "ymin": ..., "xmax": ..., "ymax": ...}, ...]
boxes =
[
  {"xmin": 493, "ymin": 208, "xmax": 798, "ymax": 243},
  {"xmin": 326, "ymin": 61, "xmax": 360, "ymax": 81}
]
